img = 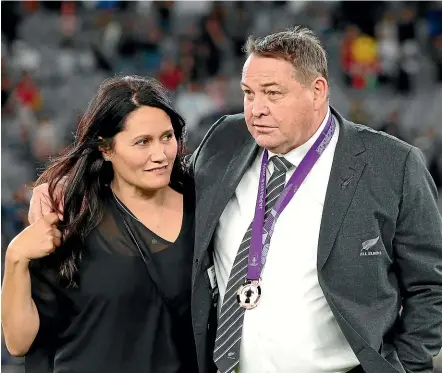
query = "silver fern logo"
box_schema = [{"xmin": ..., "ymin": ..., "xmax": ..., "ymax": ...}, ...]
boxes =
[{"xmin": 360, "ymin": 236, "xmax": 381, "ymax": 256}]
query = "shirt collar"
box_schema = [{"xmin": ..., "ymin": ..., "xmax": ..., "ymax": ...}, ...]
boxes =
[{"xmin": 267, "ymin": 107, "xmax": 331, "ymax": 168}]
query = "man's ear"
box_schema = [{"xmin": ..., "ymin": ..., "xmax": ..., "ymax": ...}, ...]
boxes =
[{"xmin": 312, "ymin": 76, "xmax": 328, "ymax": 111}]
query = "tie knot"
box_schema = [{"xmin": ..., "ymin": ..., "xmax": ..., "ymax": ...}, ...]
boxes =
[{"xmin": 270, "ymin": 156, "xmax": 293, "ymax": 172}]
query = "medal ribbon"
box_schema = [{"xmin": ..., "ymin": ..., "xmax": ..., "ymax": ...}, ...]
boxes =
[{"xmin": 248, "ymin": 114, "xmax": 336, "ymax": 281}]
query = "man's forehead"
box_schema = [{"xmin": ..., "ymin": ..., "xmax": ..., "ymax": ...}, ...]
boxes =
[
  {"xmin": 241, "ymin": 70, "xmax": 286, "ymax": 87},
  {"xmin": 242, "ymin": 57, "xmax": 293, "ymax": 85}
]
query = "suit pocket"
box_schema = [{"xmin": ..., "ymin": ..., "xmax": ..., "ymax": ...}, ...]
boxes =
[
  {"xmin": 343, "ymin": 228, "xmax": 380, "ymax": 238},
  {"xmin": 342, "ymin": 211, "xmax": 386, "ymax": 238},
  {"xmin": 332, "ymin": 232, "xmax": 381, "ymax": 303}
]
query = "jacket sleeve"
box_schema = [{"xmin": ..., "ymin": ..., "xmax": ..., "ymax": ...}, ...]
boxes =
[{"xmin": 393, "ymin": 146, "xmax": 442, "ymax": 372}]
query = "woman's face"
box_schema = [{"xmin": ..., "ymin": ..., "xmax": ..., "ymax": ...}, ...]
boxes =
[{"xmin": 103, "ymin": 106, "xmax": 178, "ymax": 193}]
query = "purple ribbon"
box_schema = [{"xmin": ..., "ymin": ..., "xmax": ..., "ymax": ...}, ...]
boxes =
[{"xmin": 247, "ymin": 114, "xmax": 336, "ymax": 280}]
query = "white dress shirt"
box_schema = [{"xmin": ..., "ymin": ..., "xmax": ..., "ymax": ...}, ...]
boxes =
[{"xmin": 214, "ymin": 109, "xmax": 360, "ymax": 373}]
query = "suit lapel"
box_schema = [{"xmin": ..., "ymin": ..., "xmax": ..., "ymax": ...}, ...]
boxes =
[
  {"xmin": 194, "ymin": 135, "xmax": 258, "ymax": 264},
  {"xmin": 317, "ymin": 111, "xmax": 367, "ymax": 270}
]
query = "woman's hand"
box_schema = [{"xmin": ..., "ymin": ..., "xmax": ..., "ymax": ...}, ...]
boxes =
[
  {"xmin": 28, "ymin": 182, "xmax": 65, "ymax": 224},
  {"xmin": 7, "ymin": 213, "xmax": 62, "ymax": 262}
]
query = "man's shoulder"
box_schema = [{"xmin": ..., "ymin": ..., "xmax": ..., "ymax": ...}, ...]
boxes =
[
  {"xmin": 197, "ymin": 112, "xmax": 248, "ymax": 149},
  {"xmin": 189, "ymin": 113, "xmax": 249, "ymax": 173},
  {"xmin": 345, "ymin": 120, "xmax": 413, "ymax": 159},
  {"xmin": 209, "ymin": 113, "xmax": 246, "ymax": 134}
]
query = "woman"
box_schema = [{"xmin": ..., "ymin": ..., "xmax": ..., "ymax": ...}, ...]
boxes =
[{"xmin": 2, "ymin": 75, "xmax": 198, "ymax": 373}]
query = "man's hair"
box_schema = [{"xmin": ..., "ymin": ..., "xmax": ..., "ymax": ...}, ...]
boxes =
[{"xmin": 244, "ymin": 26, "xmax": 328, "ymax": 86}]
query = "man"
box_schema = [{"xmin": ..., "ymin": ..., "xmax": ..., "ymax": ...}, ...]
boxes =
[{"xmin": 28, "ymin": 27, "xmax": 442, "ymax": 373}]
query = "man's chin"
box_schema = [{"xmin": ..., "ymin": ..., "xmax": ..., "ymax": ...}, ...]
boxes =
[{"xmin": 254, "ymin": 135, "xmax": 280, "ymax": 152}]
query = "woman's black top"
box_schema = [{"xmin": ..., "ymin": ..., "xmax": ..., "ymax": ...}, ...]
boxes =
[{"xmin": 25, "ymin": 186, "xmax": 197, "ymax": 373}]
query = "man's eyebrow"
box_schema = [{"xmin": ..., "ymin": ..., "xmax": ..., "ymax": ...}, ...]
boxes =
[
  {"xmin": 259, "ymin": 82, "xmax": 281, "ymax": 88},
  {"xmin": 240, "ymin": 82, "xmax": 281, "ymax": 88}
]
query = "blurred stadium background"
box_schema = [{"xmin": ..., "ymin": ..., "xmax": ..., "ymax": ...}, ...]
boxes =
[{"xmin": 1, "ymin": 1, "xmax": 442, "ymax": 371}]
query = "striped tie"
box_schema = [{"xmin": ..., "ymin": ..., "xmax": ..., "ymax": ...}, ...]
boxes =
[{"xmin": 214, "ymin": 156, "xmax": 293, "ymax": 373}]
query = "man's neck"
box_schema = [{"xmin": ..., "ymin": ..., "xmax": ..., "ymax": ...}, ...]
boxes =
[
  {"xmin": 307, "ymin": 105, "xmax": 329, "ymax": 144},
  {"xmin": 271, "ymin": 105, "xmax": 330, "ymax": 155}
]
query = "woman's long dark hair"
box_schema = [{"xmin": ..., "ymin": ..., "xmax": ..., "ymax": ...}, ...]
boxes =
[{"xmin": 36, "ymin": 75, "xmax": 187, "ymax": 287}]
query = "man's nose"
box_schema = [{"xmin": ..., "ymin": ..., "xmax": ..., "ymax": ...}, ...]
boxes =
[{"xmin": 251, "ymin": 96, "xmax": 269, "ymax": 117}]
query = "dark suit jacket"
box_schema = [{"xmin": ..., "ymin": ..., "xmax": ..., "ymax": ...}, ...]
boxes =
[{"xmin": 189, "ymin": 107, "xmax": 442, "ymax": 373}]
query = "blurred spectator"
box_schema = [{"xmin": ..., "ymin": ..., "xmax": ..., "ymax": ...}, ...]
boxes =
[
  {"xmin": 23, "ymin": 0, "xmax": 40, "ymax": 13},
  {"xmin": 15, "ymin": 71, "xmax": 41, "ymax": 112},
  {"xmin": 413, "ymin": 127, "xmax": 439, "ymax": 167},
  {"xmin": 430, "ymin": 150, "xmax": 442, "ymax": 191},
  {"xmin": 425, "ymin": 5, "xmax": 442, "ymax": 39},
  {"xmin": 431, "ymin": 34, "xmax": 442, "ymax": 83},
  {"xmin": 199, "ymin": 13, "xmax": 230, "ymax": 78},
  {"xmin": 117, "ymin": 17, "xmax": 163, "ymax": 74},
  {"xmin": 413, "ymin": 127, "xmax": 442, "ymax": 190},
  {"xmin": 152, "ymin": 1, "xmax": 173, "ymax": 34},
  {"xmin": 341, "ymin": 24, "xmax": 380, "ymax": 91},
  {"xmin": 335, "ymin": 1, "xmax": 381, "ymax": 36},
  {"xmin": 58, "ymin": 43, "xmax": 78, "ymax": 77},
  {"xmin": 179, "ymin": 51, "xmax": 198, "ymax": 85},
  {"xmin": 11, "ymin": 40, "xmax": 41, "ymax": 73},
  {"xmin": 397, "ymin": 7, "xmax": 419, "ymax": 94},
  {"xmin": 379, "ymin": 111, "xmax": 410, "ymax": 143},
  {"xmin": 175, "ymin": 81, "xmax": 217, "ymax": 136},
  {"xmin": 1, "ymin": 2, "xmax": 21, "ymax": 49},
  {"xmin": 340, "ymin": 25, "xmax": 360, "ymax": 86},
  {"xmin": 11, "ymin": 72, "xmax": 41, "ymax": 136},
  {"xmin": 350, "ymin": 33, "xmax": 380, "ymax": 90},
  {"xmin": 1, "ymin": 58, "xmax": 12, "ymax": 109},
  {"xmin": 31, "ymin": 116, "xmax": 63, "ymax": 164},
  {"xmin": 91, "ymin": 44, "xmax": 113, "ymax": 73},
  {"xmin": 96, "ymin": 1, "xmax": 121, "ymax": 11},
  {"xmin": 225, "ymin": 2, "xmax": 253, "ymax": 58},
  {"xmin": 398, "ymin": 7, "xmax": 417, "ymax": 43},
  {"xmin": 60, "ymin": 1, "xmax": 78, "ymax": 47},
  {"xmin": 1, "ymin": 184, "xmax": 31, "ymax": 247},
  {"xmin": 102, "ymin": 17, "xmax": 123, "ymax": 57},
  {"xmin": 397, "ymin": 39, "xmax": 420, "ymax": 94},
  {"xmin": 157, "ymin": 58, "xmax": 184, "ymax": 92},
  {"xmin": 348, "ymin": 100, "xmax": 370, "ymax": 125},
  {"xmin": 206, "ymin": 74, "xmax": 228, "ymax": 111},
  {"xmin": 375, "ymin": 11, "xmax": 400, "ymax": 86}
]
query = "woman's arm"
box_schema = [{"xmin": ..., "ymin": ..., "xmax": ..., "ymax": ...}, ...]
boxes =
[
  {"xmin": 1, "ymin": 213, "xmax": 61, "ymax": 356},
  {"xmin": 2, "ymin": 253, "xmax": 40, "ymax": 356}
]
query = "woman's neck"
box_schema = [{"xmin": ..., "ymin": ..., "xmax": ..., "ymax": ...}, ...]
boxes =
[
  {"xmin": 110, "ymin": 180, "xmax": 183, "ymax": 241},
  {"xmin": 110, "ymin": 180, "xmax": 169, "ymax": 211}
]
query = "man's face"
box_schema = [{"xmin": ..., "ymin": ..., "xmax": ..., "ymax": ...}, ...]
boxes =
[{"xmin": 242, "ymin": 54, "xmax": 324, "ymax": 154}]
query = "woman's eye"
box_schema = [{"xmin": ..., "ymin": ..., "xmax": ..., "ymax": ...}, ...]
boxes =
[{"xmin": 135, "ymin": 139, "xmax": 149, "ymax": 146}]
